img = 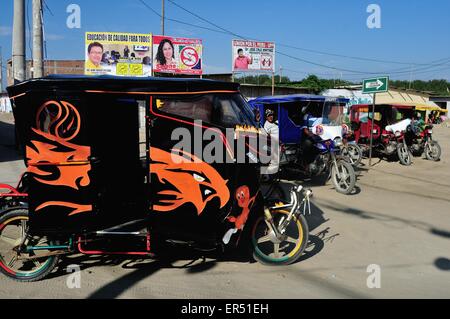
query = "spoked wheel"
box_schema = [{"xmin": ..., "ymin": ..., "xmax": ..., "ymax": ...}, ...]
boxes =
[
  {"xmin": 397, "ymin": 143, "xmax": 412, "ymax": 166},
  {"xmin": 251, "ymin": 210, "xmax": 308, "ymax": 265},
  {"xmin": 342, "ymin": 144, "xmax": 363, "ymax": 167},
  {"xmin": 0, "ymin": 209, "xmax": 59, "ymax": 282},
  {"xmin": 425, "ymin": 141, "xmax": 441, "ymax": 161},
  {"xmin": 331, "ymin": 160, "xmax": 356, "ymax": 195}
]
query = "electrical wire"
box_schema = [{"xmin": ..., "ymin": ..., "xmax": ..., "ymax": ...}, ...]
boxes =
[
  {"xmin": 162, "ymin": 0, "xmax": 450, "ymax": 77},
  {"xmin": 42, "ymin": 0, "xmax": 54, "ymax": 17},
  {"xmin": 165, "ymin": 0, "xmax": 450, "ymax": 73}
]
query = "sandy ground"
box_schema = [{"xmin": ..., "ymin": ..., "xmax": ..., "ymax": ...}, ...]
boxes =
[{"xmin": 0, "ymin": 112, "xmax": 449, "ymax": 299}]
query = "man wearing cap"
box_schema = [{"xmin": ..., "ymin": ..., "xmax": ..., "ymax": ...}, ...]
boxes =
[
  {"xmin": 263, "ymin": 109, "xmax": 280, "ymax": 175},
  {"xmin": 264, "ymin": 109, "xmax": 278, "ymax": 137}
]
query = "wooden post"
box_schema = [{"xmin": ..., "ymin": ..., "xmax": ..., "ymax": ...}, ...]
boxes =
[{"xmin": 272, "ymin": 72, "xmax": 275, "ymax": 96}]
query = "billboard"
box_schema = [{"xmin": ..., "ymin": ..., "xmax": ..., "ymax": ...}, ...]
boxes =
[
  {"xmin": 232, "ymin": 40, "xmax": 275, "ymax": 72},
  {"xmin": 85, "ymin": 32, "xmax": 152, "ymax": 77},
  {"xmin": 152, "ymin": 35, "xmax": 203, "ymax": 75}
]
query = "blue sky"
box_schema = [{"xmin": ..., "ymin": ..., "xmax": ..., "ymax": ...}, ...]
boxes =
[{"xmin": 1, "ymin": 0, "xmax": 450, "ymax": 88}]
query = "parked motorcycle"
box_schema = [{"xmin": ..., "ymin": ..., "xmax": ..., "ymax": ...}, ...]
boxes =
[
  {"xmin": 351, "ymin": 104, "xmax": 414, "ymax": 166},
  {"xmin": 282, "ymin": 129, "xmax": 356, "ymax": 195},
  {"xmin": 341, "ymin": 130, "xmax": 363, "ymax": 167},
  {"xmin": 406, "ymin": 124, "xmax": 441, "ymax": 161}
]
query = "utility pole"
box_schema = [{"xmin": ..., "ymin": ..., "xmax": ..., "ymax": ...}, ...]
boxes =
[
  {"xmin": 161, "ymin": 0, "xmax": 165, "ymax": 35},
  {"xmin": 32, "ymin": 0, "xmax": 44, "ymax": 78},
  {"xmin": 279, "ymin": 66, "xmax": 282, "ymax": 84},
  {"xmin": 0, "ymin": 46, "xmax": 3, "ymax": 92},
  {"xmin": 12, "ymin": 0, "xmax": 26, "ymax": 83}
]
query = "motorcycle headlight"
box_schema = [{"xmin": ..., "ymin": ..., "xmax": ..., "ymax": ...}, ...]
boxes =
[
  {"xmin": 334, "ymin": 137, "xmax": 343, "ymax": 147},
  {"xmin": 395, "ymin": 131, "xmax": 402, "ymax": 137}
]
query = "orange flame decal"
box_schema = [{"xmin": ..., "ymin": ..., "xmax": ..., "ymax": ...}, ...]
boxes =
[
  {"xmin": 26, "ymin": 100, "xmax": 92, "ymax": 216},
  {"xmin": 150, "ymin": 148, "xmax": 230, "ymax": 215},
  {"xmin": 27, "ymin": 129, "xmax": 91, "ymax": 190},
  {"xmin": 36, "ymin": 100, "xmax": 81, "ymax": 141},
  {"xmin": 36, "ymin": 202, "xmax": 93, "ymax": 216}
]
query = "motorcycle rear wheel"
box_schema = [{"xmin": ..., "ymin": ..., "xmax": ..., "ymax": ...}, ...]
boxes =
[
  {"xmin": 331, "ymin": 160, "xmax": 356, "ymax": 195},
  {"xmin": 425, "ymin": 141, "xmax": 441, "ymax": 161},
  {"xmin": 0, "ymin": 209, "xmax": 59, "ymax": 282},
  {"xmin": 251, "ymin": 210, "xmax": 308, "ymax": 266}
]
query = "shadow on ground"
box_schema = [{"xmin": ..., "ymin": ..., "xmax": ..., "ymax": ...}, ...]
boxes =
[
  {"xmin": 47, "ymin": 187, "xmax": 332, "ymax": 299},
  {"xmin": 434, "ymin": 258, "xmax": 450, "ymax": 271},
  {"xmin": 317, "ymin": 197, "xmax": 450, "ymax": 240}
]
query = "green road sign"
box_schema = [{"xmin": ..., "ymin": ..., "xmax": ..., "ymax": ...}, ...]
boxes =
[{"xmin": 362, "ymin": 76, "xmax": 389, "ymax": 94}]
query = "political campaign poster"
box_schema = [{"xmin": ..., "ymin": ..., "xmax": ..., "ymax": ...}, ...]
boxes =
[
  {"xmin": 85, "ymin": 32, "xmax": 153, "ymax": 77},
  {"xmin": 153, "ymin": 35, "xmax": 202, "ymax": 75},
  {"xmin": 232, "ymin": 40, "xmax": 275, "ymax": 72}
]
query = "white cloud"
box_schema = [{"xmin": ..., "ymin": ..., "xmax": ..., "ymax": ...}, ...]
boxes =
[
  {"xmin": 0, "ymin": 26, "xmax": 12, "ymax": 36},
  {"xmin": 45, "ymin": 34, "xmax": 65, "ymax": 41},
  {"xmin": 203, "ymin": 64, "xmax": 230, "ymax": 74},
  {"xmin": 174, "ymin": 28, "xmax": 196, "ymax": 37},
  {"xmin": 0, "ymin": 26, "xmax": 63, "ymax": 41}
]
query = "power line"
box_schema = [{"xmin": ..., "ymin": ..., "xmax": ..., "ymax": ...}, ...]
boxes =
[
  {"xmin": 276, "ymin": 43, "xmax": 450, "ymax": 67},
  {"xmin": 42, "ymin": 0, "xmax": 54, "ymax": 16},
  {"xmin": 166, "ymin": 0, "xmax": 450, "ymax": 71},
  {"xmin": 164, "ymin": 0, "xmax": 450, "ymax": 76},
  {"xmin": 167, "ymin": 0, "xmax": 249, "ymax": 39},
  {"xmin": 152, "ymin": 0, "xmax": 368, "ymax": 74},
  {"xmin": 137, "ymin": 0, "xmax": 232, "ymax": 35},
  {"xmin": 137, "ymin": 0, "xmax": 450, "ymax": 78}
]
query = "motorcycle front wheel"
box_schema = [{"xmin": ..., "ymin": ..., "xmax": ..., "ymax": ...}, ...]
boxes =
[
  {"xmin": 251, "ymin": 210, "xmax": 308, "ymax": 266},
  {"xmin": 397, "ymin": 143, "xmax": 412, "ymax": 166},
  {"xmin": 331, "ymin": 160, "xmax": 356, "ymax": 195},
  {"xmin": 342, "ymin": 144, "xmax": 363, "ymax": 167},
  {"xmin": 425, "ymin": 141, "xmax": 441, "ymax": 161},
  {"xmin": 0, "ymin": 209, "xmax": 60, "ymax": 282}
]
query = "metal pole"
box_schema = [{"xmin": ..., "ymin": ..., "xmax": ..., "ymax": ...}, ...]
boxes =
[
  {"xmin": 272, "ymin": 71, "xmax": 275, "ymax": 96},
  {"xmin": 368, "ymin": 93, "xmax": 376, "ymax": 167},
  {"xmin": 0, "ymin": 46, "xmax": 3, "ymax": 92},
  {"xmin": 12, "ymin": 0, "xmax": 26, "ymax": 83},
  {"xmin": 161, "ymin": 0, "xmax": 165, "ymax": 35},
  {"xmin": 32, "ymin": 0, "xmax": 43, "ymax": 78}
]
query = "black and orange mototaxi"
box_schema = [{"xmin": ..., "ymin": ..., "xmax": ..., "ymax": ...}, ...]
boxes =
[{"xmin": 0, "ymin": 76, "xmax": 312, "ymax": 281}]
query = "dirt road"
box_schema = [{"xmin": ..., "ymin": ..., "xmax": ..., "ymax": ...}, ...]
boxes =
[{"xmin": 1, "ymin": 113, "xmax": 449, "ymax": 298}]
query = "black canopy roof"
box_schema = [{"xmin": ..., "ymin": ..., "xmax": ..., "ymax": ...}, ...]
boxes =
[{"xmin": 7, "ymin": 75, "xmax": 240, "ymax": 97}]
